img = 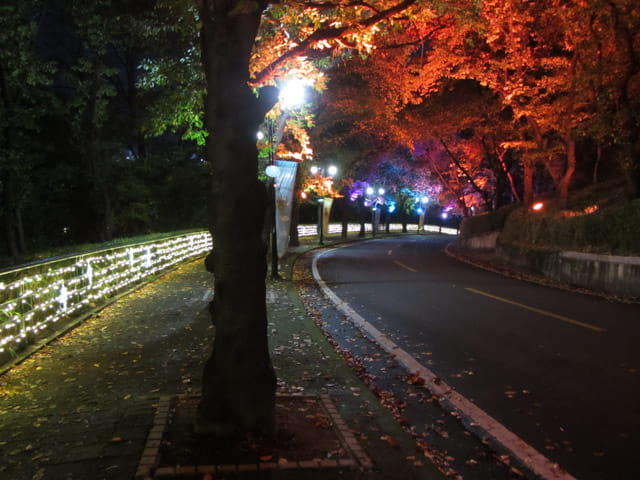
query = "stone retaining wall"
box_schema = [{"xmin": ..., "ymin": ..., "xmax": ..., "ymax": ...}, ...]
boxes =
[{"xmin": 495, "ymin": 243, "xmax": 640, "ymax": 299}]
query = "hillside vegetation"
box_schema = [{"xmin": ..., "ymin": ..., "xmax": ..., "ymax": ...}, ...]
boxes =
[{"xmin": 462, "ymin": 182, "xmax": 640, "ymax": 256}]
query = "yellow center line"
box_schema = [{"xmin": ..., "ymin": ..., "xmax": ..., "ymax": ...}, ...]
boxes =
[
  {"xmin": 394, "ymin": 260, "xmax": 418, "ymax": 273},
  {"xmin": 465, "ymin": 287, "xmax": 606, "ymax": 333}
]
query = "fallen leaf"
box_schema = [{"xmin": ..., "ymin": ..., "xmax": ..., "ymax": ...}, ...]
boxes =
[
  {"xmin": 260, "ymin": 455, "xmax": 273, "ymax": 462},
  {"xmin": 123, "ymin": 394, "xmax": 132, "ymax": 400},
  {"xmin": 380, "ymin": 435, "xmax": 398, "ymax": 446},
  {"xmin": 111, "ymin": 437, "xmax": 122, "ymax": 442}
]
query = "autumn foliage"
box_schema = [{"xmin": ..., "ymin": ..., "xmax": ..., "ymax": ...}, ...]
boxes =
[{"xmin": 289, "ymin": 0, "xmax": 640, "ymax": 213}]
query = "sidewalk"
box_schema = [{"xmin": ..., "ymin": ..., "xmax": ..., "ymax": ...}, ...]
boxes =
[{"xmin": 0, "ymin": 237, "xmax": 446, "ymax": 480}]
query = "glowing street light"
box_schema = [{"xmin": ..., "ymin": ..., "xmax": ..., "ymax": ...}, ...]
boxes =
[{"xmin": 279, "ymin": 79, "xmax": 306, "ymax": 109}]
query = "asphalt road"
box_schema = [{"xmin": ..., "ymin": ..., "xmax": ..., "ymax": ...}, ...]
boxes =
[{"xmin": 312, "ymin": 235, "xmax": 640, "ymax": 480}]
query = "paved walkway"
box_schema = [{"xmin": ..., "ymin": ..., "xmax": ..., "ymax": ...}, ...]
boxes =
[
  {"xmin": 0, "ymin": 247, "xmax": 446, "ymax": 480},
  {"xmin": 0, "ymin": 261, "xmax": 214, "ymax": 480}
]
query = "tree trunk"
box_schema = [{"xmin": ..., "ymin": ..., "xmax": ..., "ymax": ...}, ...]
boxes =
[
  {"xmin": 2, "ymin": 171, "xmax": 18, "ymax": 260},
  {"xmin": 523, "ymin": 157, "xmax": 535, "ymax": 205},
  {"xmin": 15, "ymin": 206, "xmax": 26, "ymax": 254},
  {"xmin": 557, "ymin": 136, "xmax": 576, "ymax": 209},
  {"xmin": 593, "ymin": 143, "xmax": 602, "ymax": 185},
  {"xmin": 497, "ymin": 149, "xmax": 520, "ymax": 204},
  {"xmin": 196, "ymin": 0, "xmax": 277, "ymax": 439},
  {"xmin": 1, "ymin": 65, "xmax": 20, "ymax": 259}
]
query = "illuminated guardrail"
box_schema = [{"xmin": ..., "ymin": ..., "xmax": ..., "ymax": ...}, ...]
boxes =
[
  {"xmin": 0, "ymin": 232, "xmax": 212, "ymax": 367},
  {"xmin": 296, "ymin": 223, "xmax": 459, "ymax": 237}
]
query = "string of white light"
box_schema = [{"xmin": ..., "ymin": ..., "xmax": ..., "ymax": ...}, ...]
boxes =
[{"xmin": 0, "ymin": 232, "xmax": 212, "ymax": 356}]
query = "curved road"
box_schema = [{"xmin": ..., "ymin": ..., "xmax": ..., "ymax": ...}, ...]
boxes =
[{"xmin": 313, "ymin": 235, "xmax": 640, "ymax": 480}]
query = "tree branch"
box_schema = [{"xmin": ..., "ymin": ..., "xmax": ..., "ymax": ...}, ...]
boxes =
[
  {"xmin": 439, "ymin": 137, "xmax": 491, "ymax": 207},
  {"xmin": 285, "ymin": 1, "xmax": 381, "ymax": 14},
  {"xmin": 250, "ymin": 0, "xmax": 417, "ymax": 85}
]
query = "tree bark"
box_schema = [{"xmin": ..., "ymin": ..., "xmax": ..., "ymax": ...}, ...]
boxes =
[
  {"xmin": 196, "ymin": 0, "xmax": 277, "ymax": 439},
  {"xmin": 1, "ymin": 64, "xmax": 21, "ymax": 259},
  {"xmin": 557, "ymin": 136, "xmax": 576, "ymax": 208},
  {"xmin": 523, "ymin": 157, "xmax": 535, "ymax": 205},
  {"xmin": 2, "ymin": 171, "xmax": 18, "ymax": 260}
]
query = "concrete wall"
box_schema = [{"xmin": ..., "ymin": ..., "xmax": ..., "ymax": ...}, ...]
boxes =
[
  {"xmin": 457, "ymin": 231, "xmax": 500, "ymax": 251},
  {"xmin": 496, "ymin": 243, "xmax": 640, "ymax": 299}
]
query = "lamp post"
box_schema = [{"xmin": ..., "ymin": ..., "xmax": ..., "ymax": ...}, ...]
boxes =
[
  {"xmin": 260, "ymin": 78, "xmax": 306, "ymax": 279},
  {"xmin": 310, "ymin": 164, "xmax": 338, "ymax": 245},
  {"xmin": 366, "ymin": 187, "xmax": 385, "ymax": 236},
  {"xmin": 264, "ymin": 118, "xmax": 280, "ymax": 279},
  {"xmin": 417, "ymin": 195, "xmax": 428, "ymax": 232}
]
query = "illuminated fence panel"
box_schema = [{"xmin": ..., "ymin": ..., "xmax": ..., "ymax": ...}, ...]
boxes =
[
  {"xmin": 0, "ymin": 232, "xmax": 212, "ymax": 364},
  {"xmin": 298, "ymin": 223, "xmax": 455, "ymax": 237}
]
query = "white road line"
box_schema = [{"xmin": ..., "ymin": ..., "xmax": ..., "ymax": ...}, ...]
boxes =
[
  {"xmin": 312, "ymin": 247, "xmax": 577, "ymax": 480},
  {"xmin": 202, "ymin": 290, "xmax": 213, "ymax": 302}
]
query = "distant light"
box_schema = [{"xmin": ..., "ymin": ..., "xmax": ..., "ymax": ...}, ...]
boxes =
[
  {"xmin": 388, "ymin": 204, "xmax": 396, "ymax": 213},
  {"xmin": 366, "ymin": 187, "xmax": 374, "ymax": 195},
  {"xmin": 421, "ymin": 196, "xmax": 429, "ymax": 203},
  {"xmin": 441, "ymin": 212, "xmax": 448, "ymax": 219},
  {"xmin": 256, "ymin": 131, "xmax": 265, "ymax": 141},
  {"xmin": 300, "ymin": 191, "xmax": 308, "ymax": 199},
  {"xmin": 266, "ymin": 165, "xmax": 280, "ymax": 178},
  {"xmin": 417, "ymin": 207, "xmax": 424, "ymax": 214},
  {"xmin": 310, "ymin": 165, "xmax": 319, "ymax": 175},
  {"xmin": 327, "ymin": 165, "xmax": 338, "ymax": 176},
  {"xmin": 532, "ymin": 202, "xmax": 544, "ymax": 211},
  {"xmin": 378, "ymin": 188, "xmax": 385, "ymax": 195}
]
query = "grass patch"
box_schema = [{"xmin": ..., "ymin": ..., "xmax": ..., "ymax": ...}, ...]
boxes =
[{"xmin": 500, "ymin": 182, "xmax": 639, "ymax": 256}]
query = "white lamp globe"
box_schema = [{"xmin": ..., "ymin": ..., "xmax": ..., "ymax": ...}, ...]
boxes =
[{"xmin": 280, "ymin": 80, "xmax": 305, "ymax": 109}]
